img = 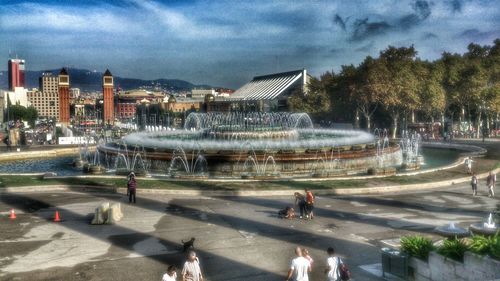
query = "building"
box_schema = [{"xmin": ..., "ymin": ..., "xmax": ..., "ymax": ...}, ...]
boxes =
[
  {"xmin": 211, "ymin": 69, "xmax": 310, "ymax": 112},
  {"xmin": 58, "ymin": 68, "xmax": 70, "ymax": 124},
  {"xmin": 191, "ymin": 88, "xmax": 215, "ymax": 99},
  {"xmin": 0, "ymin": 92, "xmax": 4, "ymax": 124},
  {"xmin": 1, "ymin": 87, "xmax": 29, "ymax": 108},
  {"xmin": 70, "ymin": 88, "xmax": 80, "ymax": 99},
  {"xmin": 102, "ymin": 69, "xmax": 114, "ymax": 125},
  {"xmin": 161, "ymin": 96, "xmax": 202, "ymax": 113},
  {"xmin": 27, "ymin": 73, "xmax": 60, "ymax": 119},
  {"xmin": 116, "ymin": 89, "xmax": 164, "ymax": 120},
  {"xmin": 8, "ymin": 58, "xmax": 25, "ymax": 91}
]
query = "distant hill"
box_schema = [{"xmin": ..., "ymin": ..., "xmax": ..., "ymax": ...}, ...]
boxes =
[{"xmin": 0, "ymin": 68, "xmax": 214, "ymax": 92}]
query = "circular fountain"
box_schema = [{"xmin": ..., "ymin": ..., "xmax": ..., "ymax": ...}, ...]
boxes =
[
  {"xmin": 96, "ymin": 112, "xmax": 403, "ymax": 178},
  {"xmin": 435, "ymin": 222, "xmax": 470, "ymax": 238},
  {"xmin": 469, "ymin": 213, "xmax": 499, "ymax": 236}
]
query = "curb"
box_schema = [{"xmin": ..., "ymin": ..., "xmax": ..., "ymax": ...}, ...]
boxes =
[{"xmin": 2, "ymin": 168, "xmax": 498, "ymax": 197}]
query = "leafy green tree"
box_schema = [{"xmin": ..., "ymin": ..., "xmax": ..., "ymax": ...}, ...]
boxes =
[
  {"xmin": 25, "ymin": 106, "xmax": 39, "ymax": 128},
  {"xmin": 349, "ymin": 58, "xmax": 382, "ymax": 130},
  {"xmin": 377, "ymin": 46, "xmax": 419, "ymax": 138},
  {"xmin": 288, "ymin": 76, "xmax": 331, "ymax": 115},
  {"xmin": 418, "ymin": 62, "xmax": 446, "ymax": 127}
]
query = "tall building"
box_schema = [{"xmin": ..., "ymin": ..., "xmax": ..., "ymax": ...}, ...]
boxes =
[
  {"xmin": 27, "ymin": 73, "xmax": 60, "ymax": 118},
  {"xmin": 58, "ymin": 68, "xmax": 70, "ymax": 124},
  {"xmin": 102, "ymin": 69, "xmax": 114, "ymax": 125},
  {"xmin": 8, "ymin": 59, "xmax": 25, "ymax": 91}
]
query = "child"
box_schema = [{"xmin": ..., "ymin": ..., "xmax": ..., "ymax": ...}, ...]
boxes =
[
  {"xmin": 278, "ymin": 206, "xmax": 295, "ymax": 219},
  {"xmin": 302, "ymin": 248, "xmax": 314, "ymax": 268},
  {"xmin": 162, "ymin": 265, "xmax": 177, "ymax": 281}
]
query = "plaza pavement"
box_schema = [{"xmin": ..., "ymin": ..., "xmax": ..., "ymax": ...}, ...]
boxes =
[
  {"xmin": 0, "ymin": 139, "xmax": 498, "ymax": 281},
  {"xmin": 0, "ymin": 180, "xmax": 498, "ymax": 281}
]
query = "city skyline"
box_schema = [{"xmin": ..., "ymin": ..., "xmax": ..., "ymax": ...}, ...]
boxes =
[{"xmin": 1, "ymin": 0, "xmax": 499, "ymax": 88}]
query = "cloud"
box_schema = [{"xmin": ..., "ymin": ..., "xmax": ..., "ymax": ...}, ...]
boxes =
[
  {"xmin": 0, "ymin": 0, "xmax": 498, "ymax": 88},
  {"xmin": 351, "ymin": 18, "xmax": 392, "ymax": 42},
  {"xmin": 413, "ymin": 0, "xmax": 432, "ymax": 19},
  {"xmin": 421, "ymin": 32, "xmax": 438, "ymax": 40},
  {"xmin": 333, "ymin": 14, "xmax": 347, "ymax": 31},
  {"xmin": 449, "ymin": 0, "xmax": 463, "ymax": 13},
  {"xmin": 0, "ymin": 3, "xmax": 136, "ymax": 33},
  {"xmin": 398, "ymin": 0, "xmax": 432, "ymax": 30},
  {"xmin": 458, "ymin": 29, "xmax": 500, "ymax": 41},
  {"xmin": 355, "ymin": 42, "xmax": 374, "ymax": 52}
]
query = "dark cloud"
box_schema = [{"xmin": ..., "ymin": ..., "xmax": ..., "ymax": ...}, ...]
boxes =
[
  {"xmin": 351, "ymin": 18, "xmax": 392, "ymax": 42},
  {"xmin": 458, "ymin": 29, "xmax": 499, "ymax": 41},
  {"xmin": 421, "ymin": 32, "xmax": 438, "ymax": 40},
  {"xmin": 329, "ymin": 47, "xmax": 343, "ymax": 54},
  {"xmin": 398, "ymin": 14, "xmax": 421, "ymax": 29},
  {"xmin": 333, "ymin": 14, "xmax": 346, "ymax": 31},
  {"xmin": 398, "ymin": 0, "xmax": 431, "ymax": 29},
  {"xmin": 348, "ymin": 1, "xmax": 432, "ymax": 41},
  {"xmin": 412, "ymin": 0, "xmax": 431, "ymax": 19},
  {"xmin": 449, "ymin": 0, "xmax": 463, "ymax": 13},
  {"xmin": 354, "ymin": 42, "xmax": 374, "ymax": 52}
]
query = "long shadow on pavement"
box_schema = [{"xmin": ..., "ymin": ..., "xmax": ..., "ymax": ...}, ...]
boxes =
[{"xmin": 0, "ymin": 192, "xmax": 284, "ymax": 281}]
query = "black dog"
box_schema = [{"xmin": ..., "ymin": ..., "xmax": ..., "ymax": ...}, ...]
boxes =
[{"xmin": 182, "ymin": 237, "xmax": 195, "ymax": 252}]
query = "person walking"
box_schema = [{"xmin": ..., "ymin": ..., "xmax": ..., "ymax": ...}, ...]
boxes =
[
  {"xmin": 294, "ymin": 192, "xmax": 307, "ymax": 219},
  {"xmin": 487, "ymin": 171, "xmax": 496, "ymax": 198},
  {"xmin": 464, "ymin": 157, "xmax": 473, "ymax": 174},
  {"xmin": 325, "ymin": 247, "xmax": 340, "ymax": 281},
  {"xmin": 305, "ymin": 189, "xmax": 315, "ymax": 219},
  {"xmin": 162, "ymin": 265, "xmax": 178, "ymax": 281},
  {"xmin": 127, "ymin": 172, "xmax": 137, "ymax": 203},
  {"xmin": 286, "ymin": 247, "xmax": 311, "ymax": 281},
  {"xmin": 182, "ymin": 251, "xmax": 203, "ymax": 281},
  {"xmin": 471, "ymin": 173, "xmax": 478, "ymax": 196}
]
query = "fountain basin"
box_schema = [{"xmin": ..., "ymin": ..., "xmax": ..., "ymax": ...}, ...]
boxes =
[
  {"xmin": 115, "ymin": 168, "xmax": 148, "ymax": 177},
  {"xmin": 435, "ymin": 224, "xmax": 470, "ymax": 238},
  {"xmin": 469, "ymin": 223, "xmax": 499, "ymax": 236},
  {"xmin": 95, "ymin": 112, "xmax": 404, "ymax": 178},
  {"xmin": 72, "ymin": 158, "xmax": 88, "ymax": 168},
  {"xmin": 83, "ymin": 164, "xmax": 105, "ymax": 174}
]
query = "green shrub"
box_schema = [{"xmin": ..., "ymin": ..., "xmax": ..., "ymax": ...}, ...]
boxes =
[
  {"xmin": 400, "ymin": 235, "xmax": 435, "ymax": 260},
  {"xmin": 487, "ymin": 234, "xmax": 500, "ymax": 260},
  {"xmin": 469, "ymin": 234, "xmax": 500, "ymax": 260},
  {"xmin": 437, "ymin": 238, "xmax": 469, "ymax": 262},
  {"xmin": 469, "ymin": 235, "xmax": 490, "ymax": 255}
]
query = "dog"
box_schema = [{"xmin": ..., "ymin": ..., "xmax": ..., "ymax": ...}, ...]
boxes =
[{"xmin": 182, "ymin": 237, "xmax": 195, "ymax": 252}]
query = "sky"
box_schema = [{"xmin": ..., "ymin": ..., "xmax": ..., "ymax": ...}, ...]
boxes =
[{"xmin": 0, "ymin": 0, "xmax": 499, "ymax": 88}]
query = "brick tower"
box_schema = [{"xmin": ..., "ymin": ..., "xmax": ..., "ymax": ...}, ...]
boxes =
[
  {"xmin": 58, "ymin": 68, "xmax": 70, "ymax": 124},
  {"xmin": 102, "ymin": 69, "xmax": 114, "ymax": 125}
]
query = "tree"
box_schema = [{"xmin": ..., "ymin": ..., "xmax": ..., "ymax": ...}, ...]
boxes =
[
  {"xmin": 288, "ymin": 77, "xmax": 331, "ymax": 115},
  {"xmin": 377, "ymin": 46, "xmax": 419, "ymax": 138},
  {"xmin": 418, "ymin": 61, "xmax": 446, "ymax": 130},
  {"xmin": 25, "ymin": 106, "xmax": 39, "ymax": 128},
  {"xmin": 347, "ymin": 59, "xmax": 381, "ymax": 130},
  {"xmin": 439, "ymin": 52, "xmax": 466, "ymax": 135}
]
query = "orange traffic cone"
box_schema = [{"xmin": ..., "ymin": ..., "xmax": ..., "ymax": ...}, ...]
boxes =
[
  {"xmin": 53, "ymin": 210, "xmax": 61, "ymax": 222},
  {"xmin": 9, "ymin": 209, "xmax": 16, "ymax": 219}
]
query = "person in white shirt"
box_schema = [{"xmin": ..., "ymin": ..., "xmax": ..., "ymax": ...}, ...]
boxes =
[
  {"xmin": 325, "ymin": 247, "xmax": 340, "ymax": 281},
  {"xmin": 162, "ymin": 265, "xmax": 177, "ymax": 281},
  {"xmin": 286, "ymin": 247, "xmax": 311, "ymax": 281},
  {"xmin": 464, "ymin": 157, "xmax": 473, "ymax": 174},
  {"xmin": 182, "ymin": 251, "xmax": 203, "ymax": 281}
]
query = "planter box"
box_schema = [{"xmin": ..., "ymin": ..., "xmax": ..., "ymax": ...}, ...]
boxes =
[
  {"xmin": 408, "ymin": 257, "xmax": 431, "ymax": 281},
  {"xmin": 408, "ymin": 251, "xmax": 500, "ymax": 281}
]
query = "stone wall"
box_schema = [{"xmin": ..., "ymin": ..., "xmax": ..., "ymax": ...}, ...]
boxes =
[{"xmin": 409, "ymin": 251, "xmax": 500, "ymax": 281}]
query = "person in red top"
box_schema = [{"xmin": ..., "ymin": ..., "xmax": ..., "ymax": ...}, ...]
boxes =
[
  {"xmin": 305, "ymin": 189, "xmax": 315, "ymax": 219},
  {"xmin": 127, "ymin": 172, "xmax": 137, "ymax": 203}
]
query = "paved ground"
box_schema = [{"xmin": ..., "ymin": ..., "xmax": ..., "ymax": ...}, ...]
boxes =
[{"xmin": 0, "ymin": 181, "xmax": 498, "ymax": 281}]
